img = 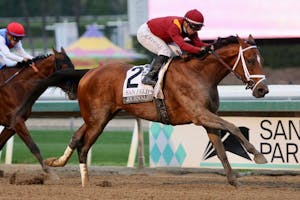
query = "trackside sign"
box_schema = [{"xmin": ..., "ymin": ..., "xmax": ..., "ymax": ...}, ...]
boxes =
[{"xmin": 149, "ymin": 117, "xmax": 300, "ymax": 170}]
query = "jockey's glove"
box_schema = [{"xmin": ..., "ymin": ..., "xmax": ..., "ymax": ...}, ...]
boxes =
[
  {"xmin": 201, "ymin": 45, "xmax": 214, "ymax": 53},
  {"xmin": 198, "ymin": 45, "xmax": 211, "ymax": 57}
]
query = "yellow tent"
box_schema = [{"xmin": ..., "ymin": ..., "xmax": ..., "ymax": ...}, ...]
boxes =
[{"xmin": 67, "ymin": 25, "xmax": 146, "ymax": 69}]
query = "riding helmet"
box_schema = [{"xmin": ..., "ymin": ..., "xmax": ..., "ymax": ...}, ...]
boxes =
[
  {"xmin": 7, "ymin": 22, "xmax": 26, "ymax": 37},
  {"xmin": 184, "ymin": 9, "xmax": 204, "ymax": 25}
]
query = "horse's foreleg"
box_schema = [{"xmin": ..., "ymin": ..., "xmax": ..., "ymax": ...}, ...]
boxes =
[
  {"xmin": 0, "ymin": 128, "xmax": 15, "ymax": 150},
  {"xmin": 14, "ymin": 121, "xmax": 50, "ymax": 173},
  {"xmin": 44, "ymin": 124, "xmax": 87, "ymax": 167},
  {"xmin": 77, "ymin": 116, "xmax": 110, "ymax": 187},
  {"xmin": 205, "ymin": 128, "xmax": 239, "ymax": 187},
  {"xmin": 197, "ymin": 111, "xmax": 267, "ymax": 164},
  {"xmin": 44, "ymin": 146, "xmax": 74, "ymax": 167}
]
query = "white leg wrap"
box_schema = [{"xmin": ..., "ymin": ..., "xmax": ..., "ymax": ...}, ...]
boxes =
[
  {"xmin": 52, "ymin": 146, "xmax": 73, "ymax": 167},
  {"xmin": 80, "ymin": 163, "xmax": 89, "ymax": 187},
  {"xmin": 56, "ymin": 146, "xmax": 73, "ymax": 165}
]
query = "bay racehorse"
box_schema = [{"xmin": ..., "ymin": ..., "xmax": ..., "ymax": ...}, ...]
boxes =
[
  {"xmin": 14, "ymin": 35, "xmax": 269, "ymax": 187},
  {"xmin": 0, "ymin": 48, "xmax": 77, "ymax": 175}
]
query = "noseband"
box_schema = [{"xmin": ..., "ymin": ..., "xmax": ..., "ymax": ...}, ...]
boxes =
[{"xmin": 211, "ymin": 45, "xmax": 266, "ymax": 91}]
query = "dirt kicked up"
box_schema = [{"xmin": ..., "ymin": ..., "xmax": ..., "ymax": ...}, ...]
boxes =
[{"xmin": 0, "ymin": 164, "xmax": 299, "ymax": 200}]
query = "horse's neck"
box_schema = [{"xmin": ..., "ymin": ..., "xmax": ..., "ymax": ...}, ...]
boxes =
[
  {"xmin": 32, "ymin": 56, "xmax": 56, "ymax": 78},
  {"xmin": 169, "ymin": 45, "xmax": 239, "ymax": 86},
  {"xmin": 0, "ymin": 68, "xmax": 21, "ymax": 82},
  {"xmin": 211, "ymin": 61, "xmax": 232, "ymax": 85},
  {"xmin": 0, "ymin": 57, "xmax": 54, "ymax": 87},
  {"xmin": 206, "ymin": 46, "xmax": 239, "ymax": 84},
  {"xmin": 188, "ymin": 57, "xmax": 232, "ymax": 86}
]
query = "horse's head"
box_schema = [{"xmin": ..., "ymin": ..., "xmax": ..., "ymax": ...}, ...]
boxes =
[
  {"xmin": 52, "ymin": 48, "xmax": 77, "ymax": 100},
  {"xmin": 211, "ymin": 35, "xmax": 269, "ymax": 98},
  {"xmin": 52, "ymin": 47, "xmax": 75, "ymax": 71},
  {"xmin": 232, "ymin": 35, "xmax": 269, "ymax": 98}
]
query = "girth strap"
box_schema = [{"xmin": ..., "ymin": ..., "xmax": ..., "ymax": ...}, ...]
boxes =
[{"xmin": 154, "ymin": 98, "xmax": 171, "ymax": 125}]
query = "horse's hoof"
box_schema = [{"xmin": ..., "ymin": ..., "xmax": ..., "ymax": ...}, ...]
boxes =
[
  {"xmin": 229, "ymin": 180, "xmax": 242, "ymax": 188},
  {"xmin": 44, "ymin": 157, "xmax": 60, "ymax": 167},
  {"xmin": 254, "ymin": 154, "xmax": 268, "ymax": 164},
  {"xmin": 227, "ymin": 173, "xmax": 239, "ymax": 188},
  {"xmin": 82, "ymin": 180, "xmax": 90, "ymax": 187}
]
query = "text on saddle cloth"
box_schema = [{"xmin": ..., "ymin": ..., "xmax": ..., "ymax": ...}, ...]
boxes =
[{"xmin": 123, "ymin": 58, "xmax": 172, "ymax": 104}]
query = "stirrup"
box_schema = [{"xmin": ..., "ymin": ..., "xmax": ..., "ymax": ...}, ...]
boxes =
[{"xmin": 142, "ymin": 76, "xmax": 156, "ymax": 86}]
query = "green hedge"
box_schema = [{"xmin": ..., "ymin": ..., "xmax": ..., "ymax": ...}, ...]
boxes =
[
  {"xmin": 259, "ymin": 43, "xmax": 300, "ymax": 68},
  {"xmin": 0, "ymin": 130, "xmax": 149, "ymax": 166}
]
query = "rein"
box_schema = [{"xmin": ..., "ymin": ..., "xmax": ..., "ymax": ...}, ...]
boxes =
[
  {"xmin": 30, "ymin": 63, "xmax": 47, "ymax": 79},
  {"xmin": 210, "ymin": 50, "xmax": 242, "ymax": 80},
  {"xmin": 1, "ymin": 62, "xmax": 48, "ymax": 87},
  {"xmin": 210, "ymin": 45, "xmax": 266, "ymax": 90},
  {"xmin": 1, "ymin": 66, "xmax": 27, "ymax": 87}
]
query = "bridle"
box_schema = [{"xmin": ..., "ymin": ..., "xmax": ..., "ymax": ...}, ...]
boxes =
[
  {"xmin": 30, "ymin": 62, "xmax": 47, "ymax": 79},
  {"xmin": 30, "ymin": 54, "xmax": 63, "ymax": 78},
  {"xmin": 210, "ymin": 45, "xmax": 266, "ymax": 91},
  {"xmin": 0, "ymin": 62, "xmax": 45, "ymax": 87},
  {"xmin": 1, "ymin": 54, "xmax": 61, "ymax": 87}
]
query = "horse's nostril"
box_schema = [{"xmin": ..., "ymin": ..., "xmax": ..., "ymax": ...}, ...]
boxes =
[
  {"xmin": 265, "ymin": 89, "xmax": 269, "ymax": 94},
  {"xmin": 258, "ymin": 87, "xmax": 268, "ymax": 96}
]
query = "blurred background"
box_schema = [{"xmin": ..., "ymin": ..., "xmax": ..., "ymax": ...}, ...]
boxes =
[
  {"xmin": 0, "ymin": 0, "xmax": 299, "ymax": 73},
  {"xmin": 0, "ymin": 0, "xmax": 299, "ymax": 165}
]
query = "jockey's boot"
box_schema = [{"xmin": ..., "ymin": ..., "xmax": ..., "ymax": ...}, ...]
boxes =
[{"xmin": 142, "ymin": 55, "xmax": 169, "ymax": 86}]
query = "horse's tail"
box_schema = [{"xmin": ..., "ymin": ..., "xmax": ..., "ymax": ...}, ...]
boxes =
[{"xmin": 12, "ymin": 69, "xmax": 89, "ymax": 126}]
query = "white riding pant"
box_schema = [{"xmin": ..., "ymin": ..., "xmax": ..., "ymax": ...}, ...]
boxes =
[
  {"xmin": 137, "ymin": 23, "xmax": 182, "ymax": 57},
  {"xmin": 0, "ymin": 52, "xmax": 18, "ymax": 68}
]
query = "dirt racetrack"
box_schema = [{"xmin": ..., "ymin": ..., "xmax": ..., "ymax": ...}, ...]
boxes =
[
  {"xmin": 0, "ymin": 164, "xmax": 299, "ymax": 200},
  {"xmin": 0, "ymin": 67, "xmax": 299, "ymax": 200}
]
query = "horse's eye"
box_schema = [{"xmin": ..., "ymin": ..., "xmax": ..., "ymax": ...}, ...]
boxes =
[{"xmin": 247, "ymin": 58, "xmax": 255, "ymax": 66}]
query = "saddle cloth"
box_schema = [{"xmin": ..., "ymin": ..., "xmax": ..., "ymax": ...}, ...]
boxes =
[{"xmin": 123, "ymin": 58, "xmax": 172, "ymax": 104}]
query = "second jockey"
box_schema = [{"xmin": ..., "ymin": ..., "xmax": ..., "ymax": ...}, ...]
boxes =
[{"xmin": 0, "ymin": 22, "xmax": 33, "ymax": 69}]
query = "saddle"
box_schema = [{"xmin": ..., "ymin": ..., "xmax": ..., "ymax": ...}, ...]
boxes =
[{"xmin": 123, "ymin": 59, "xmax": 173, "ymax": 124}]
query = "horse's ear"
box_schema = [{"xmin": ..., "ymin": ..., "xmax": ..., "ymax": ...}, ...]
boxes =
[
  {"xmin": 61, "ymin": 47, "xmax": 66, "ymax": 54},
  {"xmin": 52, "ymin": 48, "xmax": 58, "ymax": 54},
  {"xmin": 236, "ymin": 35, "xmax": 245, "ymax": 46},
  {"xmin": 248, "ymin": 34, "xmax": 255, "ymax": 44}
]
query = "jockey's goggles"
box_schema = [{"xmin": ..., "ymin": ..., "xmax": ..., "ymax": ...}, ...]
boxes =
[
  {"xmin": 188, "ymin": 21, "xmax": 203, "ymax": 31},
  {"xmin": 10, "ymin": 35, "xmax": 23, "ymax": 42}
]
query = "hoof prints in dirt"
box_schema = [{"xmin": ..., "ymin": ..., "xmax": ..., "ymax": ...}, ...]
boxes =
[
  {"xmin": 9, "ymin": 172, "xmax": 45, "ymax": 185},
  {"xmin": 96, "ymin": 180, "xmax": 113, "ymax": 187}
]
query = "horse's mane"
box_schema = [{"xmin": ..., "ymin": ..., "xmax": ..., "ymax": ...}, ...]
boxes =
[
  {"xmin": 213, "ymin": 35, "xmax": 239, "ymax": 50},
  {"xmin": 176, "ymin": 35, "xmax": 252, "ymax": 61},
  {"xmin": 32, "ymin": 54, "xmax": 52, "ymax": 62},
  {"xmin": 172, "ymin": 36, "xmax": 240, "ymax": 62},
  {"xmin": 15, "ymin": 54, "xmax": 52, "ymax": 68},
  {"xmin": 166, "ymin": 35, "xmax": 255, "ymax": 62}
]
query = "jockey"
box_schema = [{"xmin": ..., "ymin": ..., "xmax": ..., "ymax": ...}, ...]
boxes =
[
  {"xmin": 0, "ymin": 22, "xmax": 33, "ymax": 69},
  {"xmin": 137, "ymin": 9, "xmax": 212, "ymax": 86}
]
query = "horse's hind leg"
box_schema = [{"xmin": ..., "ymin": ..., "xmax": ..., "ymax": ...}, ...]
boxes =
[
  {"xmin": 197, "ymin": 110, "xmax": 267, "ymax": 164},
  {"xmin": 46, "ymin": 112, "xmax": 111, "ymax": 187},
  {"xmin": 77, "ymin": 126, "xmax": 109, "ymax": 187},
  {"xmin": 0, "ymin": 128, "xmax": 15, "ymax": 150},
  {"xmin": 44, "ymin": 124, "xmax": 87, "ymax": 167},
  {"xmin": 205, "ymin": 128, "xmax": 239, "ymax": 187},
  {"xmin": 76, "ymin": 111, "xmax": 113, "ymax": 187}
]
